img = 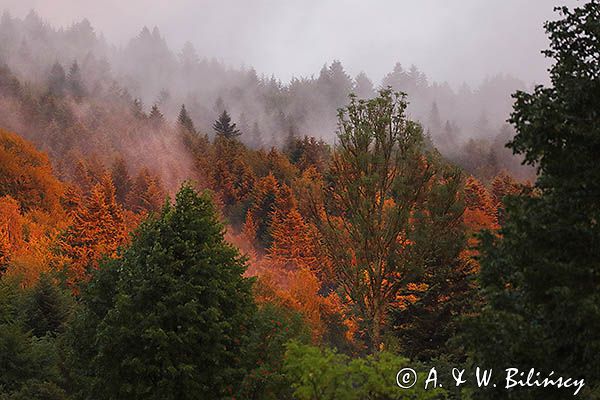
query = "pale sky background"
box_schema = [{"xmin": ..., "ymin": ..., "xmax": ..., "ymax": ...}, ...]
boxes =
[{"xmin": 0, "ymin": 0, "xmax": 579, "ymax": 86}]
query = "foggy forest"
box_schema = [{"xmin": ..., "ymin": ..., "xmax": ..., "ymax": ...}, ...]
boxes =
[{"xmin": 0, "ymin": 1, "xmax": 598, "ymax": 399}]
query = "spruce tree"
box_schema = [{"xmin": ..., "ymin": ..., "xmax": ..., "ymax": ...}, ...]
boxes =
[
  {"xmin": 148, "ymin": 104, "xmax": 164, "ymax": 127},
  {"xmin": 47, "ymin": 62, "xmax": 66, "ymax": 96},
  {"xmin": 131, "ymin": 98, "xmax": 146, "ymax": 120},
  {"xmin": 177, "ymin": 104, "xmax": 195, "ymax": 134},
  {"xmin": 213, "ymin": 110, "xmax": 241, "ymax": 139},
  {"xmin": 70, "ymin": 185, "xmax": 255, "ymax": 400},
  {"xmin": 67, "ymin": 61, "xmax": 85, "ymax": 99}
]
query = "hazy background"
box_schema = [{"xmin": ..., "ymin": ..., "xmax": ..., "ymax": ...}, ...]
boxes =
[{"xmin": 0, "ymin": 0, "xmax": 578, "ymax": 86}]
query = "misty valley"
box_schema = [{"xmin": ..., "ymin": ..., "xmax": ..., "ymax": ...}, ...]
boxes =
[{"xmin": 0, "ymin": 1, "xmax": 598, "ymax": 399}]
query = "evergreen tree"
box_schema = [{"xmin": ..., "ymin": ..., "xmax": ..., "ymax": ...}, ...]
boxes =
[
  {"xmin": 428, "ymin": 101, "xmax": 442, "ymax": 136},
  {"xmin": 69, "ymin": 185, "xmax": 255, "ymax": 400},
  {"xmin": 213, "ymin": 109, "xmax": 241, "ymax": 139},
  {"xmin": 125, "ymin": 168, "xmax": 165, "ymax": 214},
  {"xmin": 353, "ymin": 71, "xmax": 374, "ymax": 99},
  {"xmin": 131, "ymin": 98, "xmax": 146, "ymax": 120},
  {"xmin": 464, "ymin": 3, "xmax": 600, "ymax": 398},
  {"xmin": 0, "ymin": 279, "xmax": 67, "ymax": 399},
  {"xmin": 250, "ymin": 121, "xmax": 264, "ymax": 149},
  {"xmin": 59, "ymin": 175, "xmax": 128, "ymax": 288},
  {"xmin": 267, "ymin": 206, "xmax": 321, "ymax": 272},
  {"xmin": 148, "ymin": 104, "xmax": 164, "ymax": 127},
  {"xmin": 110, "ymin": 157, "xmax": 131, "ymax": 206},
  {"xmin": 177, "ymin": 104, "xmax": 195, "ymax": 134},
  {"xmin": 23, "ymin": 274, "xmax": 72, "ymax": 337},
  {"xmin": 67, "ymin": 61, "xmax": 85, "ymax": 99},
  {"xmin": 47, "ymin": 62, "xmax": 66, "ymax": 96}
]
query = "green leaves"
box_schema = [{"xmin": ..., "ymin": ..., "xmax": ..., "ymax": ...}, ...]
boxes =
[
  {"xmin": 68, "ymin": 184, "xmax": 255, "ymax": 400},
  {"xmin": 284, "ymin": 341, "xmax": 446, "ymax": 400},
  {"xmin": 465, "ymin": 2, "xmax": 600, "ymax": 398}
]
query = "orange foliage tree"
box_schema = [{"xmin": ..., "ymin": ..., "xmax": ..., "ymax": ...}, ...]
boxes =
[
  {"xmin": 59, "ymin": 174, "xmax": 129, "ymax": 287},
  {"xmin": 0, "ymin": 196, "xmax": 24, "ymax": 274},
  {"xmin": 0, "ymin": 128, "xmax": 63, "ymax": 213},
  {"xmin": 463, "ymin": 176, "xmax": 498, "ymax": 234}
]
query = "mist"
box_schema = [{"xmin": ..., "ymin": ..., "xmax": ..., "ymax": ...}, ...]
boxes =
[
  {"xmin": 0, "ymin": 1, "xmax": 570, "ymax": 185},
  {"xmin": 0, "ymin": 0, "xmax": 577, "ymax": 86}
]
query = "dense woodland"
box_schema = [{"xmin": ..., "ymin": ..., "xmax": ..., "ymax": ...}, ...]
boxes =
[{"xmin": 0, "ymin": 2, "xmax": 598, "ymax": 399}]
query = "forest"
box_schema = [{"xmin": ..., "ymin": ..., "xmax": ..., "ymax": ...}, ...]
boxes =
[{"xmin": 0, "ymin": 1, "xmax": 598, "ymax": 399}]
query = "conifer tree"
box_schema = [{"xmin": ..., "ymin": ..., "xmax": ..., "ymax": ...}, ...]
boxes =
[
  {"xmin": 47, "ymin": 62, "xmax": 66, "ymax": 96},
  {"xmin": 110, "ymin": 157, "xmax": 131, "ymax": 206},
  {"xmin": 70, "ymin": 185, "xmax": 255, "ymax": 400},
  {"xmin": 125, "ymin": 168, "xmax": 165, "ymax": 214},
  {"xmin": 23, "ymin": 274, "xmax": 72, "ymax": 337},
  {"xmin": 354, "ymin": 71, "xmax": 374, "ymax": 99},
  {"xmin": 250, "ymin": 121, "xmax": 264, "ymax": 149},
  {"xmin": 213, "ymin": 109, "xmax": 241, "ymax": 139},
  {"xmin": 59, "ymin": 174, "xmax": 128, "ymax": 287},
  {"xmin": 131, "ymin": 98, "xmax": 146, "ymax": 120},
  {"xmin": 148, "ymin": 104, "xmax": 164, "ymax": 127},
  {"xmin": 267, "ymin": 206, "xmax": 321, "ymax": 272},
  {"xmin": 177, "ymin": 104, "xmax": 195, "ymax": 134},
  {"xmin": 428, "ymin": 101, "xmax": 442, "ymax": 136},
  {"xmin": 67, "ymin": 60, "xmax": 85, "ymax": 99}
]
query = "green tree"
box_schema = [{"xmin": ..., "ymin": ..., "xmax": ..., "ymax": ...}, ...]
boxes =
[
  {"xmin": 463, "ymin": 3, "xmax": 600, "ymax": 398},
  {"xmin": 68, "ymin": 185, "xmax": 255, "ymax": 400},
  {"xmin": 0, "ymin": 279, "xmax": 67, "ymax": 399},
  {"xmin": 67, "ymin": 61, "xmax": 85, "ymax": 99},
  {"xmin": 177, "ymin": 104, "xmax": 196, "ymax": 134},
  {"xmin": 238, "ymin": 303, "xmax": 311, "ymax": 400},
  {"xmin": 316, "ymin": 89, "xmax": 462, "ymax": 351},
  {"xmin": 213, "ymin": 110, "xmax": 241, "ymax": 139},
  {"xmin": 22, "ymin": 274, "xmax": 73, "ymax": 338},
  {"xmin": 47, "ymin": 62, "xmax": 66, "ymax": 96},
  {"xmin": 284, "ymin": 341, "xmax": 445, "ymax": 400}
]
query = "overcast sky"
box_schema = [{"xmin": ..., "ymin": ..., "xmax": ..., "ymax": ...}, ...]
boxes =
[{"xmin": 1, "ymin": 0, "xmax": 579, "ymax": 86}]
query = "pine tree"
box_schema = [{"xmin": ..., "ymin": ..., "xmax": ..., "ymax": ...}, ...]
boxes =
[
  {"xmin": 213, "ymin": 109, "xmax": 241, "ymax": 139},
  {"xmin": 177, "ymin": 104, "xmax": 195, "ymax": 134},
  {"xmin": 244, "ymin": 173, "xmax": 286, "ymax": 248}
]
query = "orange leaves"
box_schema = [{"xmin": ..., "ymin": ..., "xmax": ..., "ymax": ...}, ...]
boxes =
[
  {"xmin": 0, "ymin": 129, "xmax": 64, "ymax": 214},
  {"xmin": 463, "ymin": 176, "xmax": 499, "ymax": 235},
  {"xmin": 0, "ymin": 195, "xmax": 66, "ymax": 286},
  {"xmin": 0, "ymin": 195, "xmax": 24, "ymax": 271},
  {"xmin": 267, "ymin": 207, "xmax": 325, "ymax": 273},
  {"xmin": 59, "ymin": 174, "xmax": 129, "ymax": 287},
  {"xmin": 254, "ymin": 265, "xmax": 348, "ymax": 343}
]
